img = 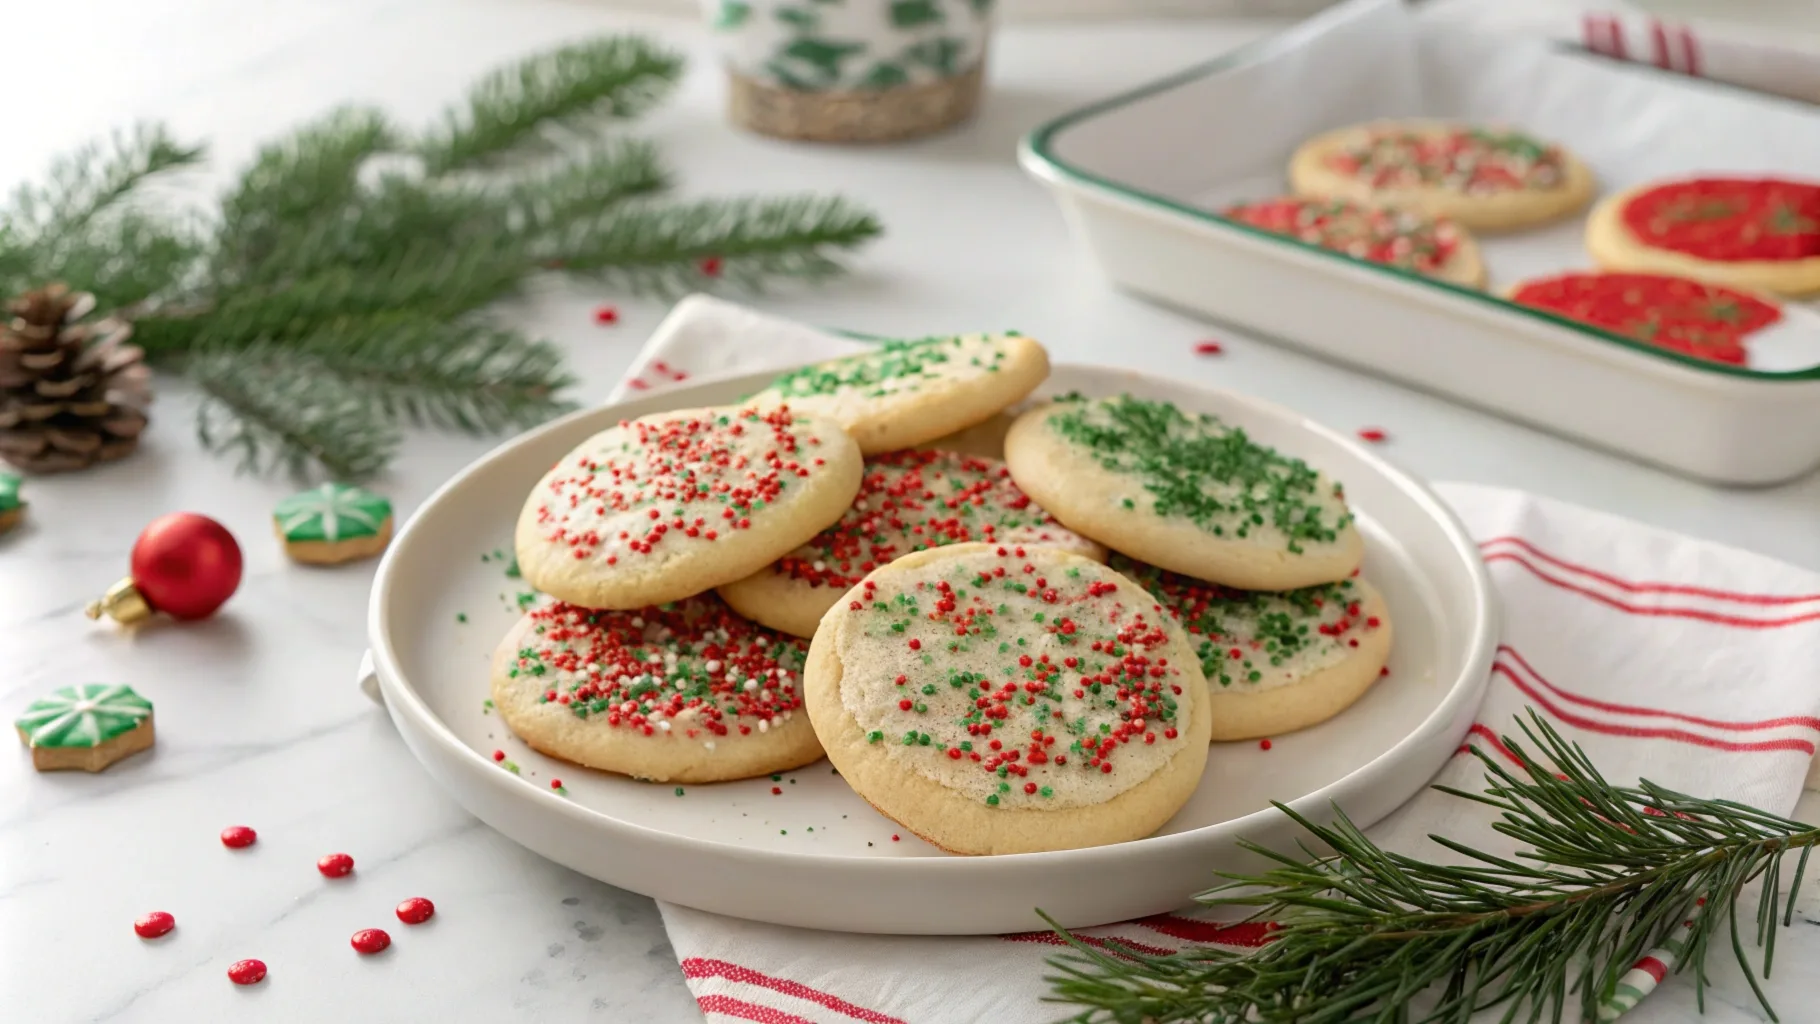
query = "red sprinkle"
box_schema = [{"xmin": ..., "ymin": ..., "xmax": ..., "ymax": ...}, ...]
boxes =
[
  {"xmin": 771, "ymin": 786, "xmax": 782, "ymax": 795},
  {"xmin": 318, "ymin": 852, "xmax": 355, "ymax": 878},
  {"xmin": 1259, "ymin": 738, "xmax": 1274, "ymax": 751},
  {"xmin": 492, "ymin": 750, "xmax": 505, "ymax": 762},
  {"xmin": 227, "ymin": 959, "xmax": 267, "ymax": 985},
  {"xmin": 351, "ymin": 928, "xmax": 392, "ymax": 955},
  {"xmin": 593, "ymin": 305, "xmax": 619, "ymax": 325},
  {"xmin": 134, "ymin": 911, "xmax": 176, "ymax": 939},
  {"xmin": 220, "ymin": 825, "xmax": 257, "ymax": 849},
  {"xmin": 1356, "ymin": 428, "xmax": 1388, "ymax": 443},
  {"xmin": 890, "ymin": 834, "xmax": 901, "ymax": 842},
  {"xmin": 699, "ymin": 256, "xmax": 723, "ymax": 277},
  {"xmin": 396, "ymin": 897, "xmax": 436, "ymax": 925},
  {"xmin": 550, "ymin": 779, "xmax": 564, "ymax": 790},
  {"xmin": 1193, "ymin": 340, "xmax": 1224, "ymax": 356}
]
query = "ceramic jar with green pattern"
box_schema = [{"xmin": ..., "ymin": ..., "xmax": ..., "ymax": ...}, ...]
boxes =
[{"xmin": 704, "ymin": 0, "xmax": 995, "ymax": 142}]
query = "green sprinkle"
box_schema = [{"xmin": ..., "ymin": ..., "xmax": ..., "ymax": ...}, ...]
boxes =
[
  {"xmin": 456, "ymin": 612, "xmax": 468, "ymax": 623},
  {"xmin": 675, "ymin": 786, "xmax": 685, "ymax": 796}
]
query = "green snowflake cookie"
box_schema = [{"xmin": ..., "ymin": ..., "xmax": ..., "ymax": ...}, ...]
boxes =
[
  {"xmin": 274, "ymin": 483, "xmax": 392, "ymax": 543},
  {"xmin": 16, "ymin": 684, "xmax": 153, "ymax": 749}
]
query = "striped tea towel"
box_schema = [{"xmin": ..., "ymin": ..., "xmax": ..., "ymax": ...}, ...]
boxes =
[
  {"xmin": 1426, "ymin": 0, "xmax": 1820, "ymax": 104},
  {"xmin": 614, "ymin": 296, "xmax": 1820, "ymax": 1024}
]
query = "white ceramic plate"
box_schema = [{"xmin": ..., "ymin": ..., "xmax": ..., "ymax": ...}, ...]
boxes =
[{"xmin": 365, "ymin": 364, "xmax": 1497, "ymax": 934}]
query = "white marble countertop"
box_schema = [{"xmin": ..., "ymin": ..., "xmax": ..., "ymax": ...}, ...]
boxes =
[{"xmin": 5, "ymin": 1, "xmax": 1820, "ymax": 1021}]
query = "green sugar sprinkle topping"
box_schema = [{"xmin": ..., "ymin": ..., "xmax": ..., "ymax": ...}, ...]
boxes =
[
  {"xmin": 761, "ymin": 334, "xmax": 1015, "ymax": 400},
  {"xmin": 1047, "ymin": 394, "xmax": 1351, "ymax": 553}
]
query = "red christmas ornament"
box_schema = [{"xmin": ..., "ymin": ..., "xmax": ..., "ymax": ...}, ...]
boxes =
[{"xmin": 85, "ymin": 513, "xmax": 243, "ymax": 624}]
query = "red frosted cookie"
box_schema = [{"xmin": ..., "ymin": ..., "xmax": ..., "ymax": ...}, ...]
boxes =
[
  {"xmin": 1510, "ymin": 270, "xmax": 1781, "ymax": 365},
  {"xmin": 1586, "ymin": 178, "xmax": 1820, "ymax": 296}
]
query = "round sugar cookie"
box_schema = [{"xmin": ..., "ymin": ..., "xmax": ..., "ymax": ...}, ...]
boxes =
[
  {"xmin": 1289, "ymin": 120, "xmax": 1594, "ymax": 232},
  {"xmin": 491, "ymin": 594, "xmax": 821, "ymax": 783},
  {"xmin": 1584, "ymin": 178, "xmax": 1820, "ymax": 297},
  {"xmin": 1113, "ymin": 555, "xmax": 1392, "ymax": 741},
  {"xmin": 515, "ymin": 405, "xmax": 862, "ymax": 609},
  {"xmin": 718, "ymin": 449, "xmax": 1106, "ymax": 638},
  {"xmin": 1223, "ymin": 196, "xmax": 1485, "ymax": 288},
  {"xmin": 913, "ymin": 411, "xmax": 1016, "ymax": 460},
  {"xmin": 805, "ymin": 543, "xmax": 1212, "ymax": 855},
  {"xmin": 748, "ymin": 334, "xmax": 1049, "ymax": 455},
  {"xmin": 1003, "ymin": 394, "xmax": 1362, "ymax": 592},
  {"xmin": 1508, "ymin": 270, "xmax": 1783, "ymax": 366}
]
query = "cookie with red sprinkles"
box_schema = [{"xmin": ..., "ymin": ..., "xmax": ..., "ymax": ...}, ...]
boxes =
[
  {"xmin": 718, "ymin": 449, "xmax": 1105, "ymax": 638},
  {"xmin": 1004, "ymin": 394, "xmax": 1362, "ymax": 591},
  {"xmin": 1289, "ymin": 120, "xmax": 1593, "ymax": 231},
  {"xmin": 748, "ymin": 334, "xmax": 1050, "ymax": 455},
  {"xmin": 804, "ymin": 543, "xmax": 1211, "ymax": 855},
  {"xmin": 1112, "ymin": 554, "xmax": 1392, "ymax": 741},
  {"xmin": 491, "ymin": 592, "xmax": 822, "ymax": 782},
  {"xmin": 515, "ymin": 405, "xmax": 862, "ymax": 609},
  {"xmin": 1585, "ymin": 177, "xmax": 1820, "ymax": 297},
  {"xmin": 1222, "ymin": 196, "xmax": 1485, "ymax": 287}
]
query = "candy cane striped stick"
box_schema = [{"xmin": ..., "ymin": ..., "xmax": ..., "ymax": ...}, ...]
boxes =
[{"xmin": 1597, "ymin": 899, "xmax": 1705, "ymax": 1021}]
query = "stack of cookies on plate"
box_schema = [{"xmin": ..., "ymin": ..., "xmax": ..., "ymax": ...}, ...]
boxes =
[{"xmin": 493, "ymin": 334, "xmax": 1392, "ymax": 855}]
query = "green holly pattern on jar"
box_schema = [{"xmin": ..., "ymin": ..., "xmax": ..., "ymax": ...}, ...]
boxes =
[{"xmin": 706, "ymin": 0, "xmax": 993, "ymax": 92}]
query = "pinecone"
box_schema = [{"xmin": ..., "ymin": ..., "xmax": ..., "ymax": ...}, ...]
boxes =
[{"xmin": 0, "ymin": 284, "xmax": 151, "ymax": 473}]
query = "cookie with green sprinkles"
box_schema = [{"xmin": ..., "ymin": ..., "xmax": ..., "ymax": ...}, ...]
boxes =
[
  {"xmin": 515, "ymin": 405, "xmax": 863, "ymax": 609},
  {"xmin": 490, "ymin": 592, "xmax": 822, "ymax": 783},
  {"xmin": 274, "ymin": 482, "xmax": 394, "ymax": 564},
  {"xmin": 15, "ymin": 683, "xmax": 155, "ymax": 772},
  {"xmin": 1004, "ymin": 394, "xmax": 1363, "ymax": 591},
  {"xmin": 748, "ymin": 334, "xmax": 1050, "ymax": 455},
  {"xmin": 718, "ymin": 449, "xmax": 1105, "ymax": 638},
  {"xmin": 0, "ymin": 471, "xmax": 23, "ymax": 535},
  {"xmin": 805, "ymin": 542, "xmax": 1211, "ymax": 855},
  {"xmin": 1289, "ymin": 120, "xmax": 1594, "ymax": 232},
  {"xmin": 1112, "ymin": 554, "xmax": 1392, "ymax": 741}
]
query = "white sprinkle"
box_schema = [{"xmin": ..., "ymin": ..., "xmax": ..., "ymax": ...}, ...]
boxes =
[
  {"xmin": 631, "ymin": 617, "xmax": 644, "ymax": 628},
  {"xmin": 703, "ymin": 740, "xmax": 716, "ymax": 752},
  {"xmin": 744, "ymin": 679, "xmax": 759, "ymax": 692},
  {"xmin": 812, "ymin": 560, "xmax": 827, "ymax": 572},
  {"xmin": 621, "ymin": 701, "xmax": 637, "ymax": 713},
  {"xmin": 757, "ymin": 718, "xmax": 770, "ymax": 733},
  {"xmin": 705, "ymin": 660, "xmax": 722, "ymax": 674},
  {"xmin": 657, "ymin": 720, "xmax": 671, "ymax": 732},
  {"xmin": 647, "ymin": 653, "xmax": 663, "ymax": 664}
]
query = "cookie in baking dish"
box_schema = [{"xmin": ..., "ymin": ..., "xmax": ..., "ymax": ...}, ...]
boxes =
[{"xmin": 1584, "ymin": 177, "xmax": 1820, "ymax": 297}]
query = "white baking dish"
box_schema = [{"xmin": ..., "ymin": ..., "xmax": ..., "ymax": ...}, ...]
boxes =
[{"xmin": 1019, "ymin": 0, "xmax": 1820, "ymax": 486}]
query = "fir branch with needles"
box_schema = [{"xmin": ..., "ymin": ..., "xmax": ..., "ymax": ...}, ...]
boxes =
[
  {"xmin": 0, "ymin": 34, "xmax": 881, "ymax": 480},
  {"xmin": 1045, "ymin": 712, "xmax": 1819, "ymax": 1024}
]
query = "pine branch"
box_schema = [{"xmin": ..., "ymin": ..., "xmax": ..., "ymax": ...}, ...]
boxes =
[
  {"xmin": 543, "ymin": 195, "xmax": 882, "ymax": 295},
  {"xmin": 418, "ymin": 37, "xmax": 684, "ymax": 174},
  {"xmin": 211, "ymin": 106, "xmax": 398, "ymax": 284},
  {"xmin": 285, "ymin": 315, "xmax": 578, "ymax": 433},
  {"xmin": 3, "ymin": 123, "xmax": 203, "ymax": 243},
  {"xmin": 504, "ymin": 139, "xmax": 672, "ymax": 236},
  {"xmin": 1045, "ymin": 712, "xmax": 1820, "ymax": 1024},
  {"xmin": 188, "ymin": 343, "xmax": 398, "ymax": 480}
]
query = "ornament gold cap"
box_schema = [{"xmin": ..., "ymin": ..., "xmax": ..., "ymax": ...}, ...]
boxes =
[{"xmin": 84, "ymin": 577, "xmax": 153, "ymax": 625}]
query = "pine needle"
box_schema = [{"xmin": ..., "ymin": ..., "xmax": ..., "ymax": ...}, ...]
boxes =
[
  {"xmin": 546, "ymin": 195, "xmax": 884, "ymax": 295},
  {"xmin": 189, "ymin": 344, "xmax": 397, "ymax": 480},
  {"xmin": 418, "ymin": 36, "xmax": 684, "ymax": 174},
  {"xmin": 505, "ymin": 139, "xmax": 672, "ymax": 235},
  {"xmin": 1043, "ymin": 712, "xmax": 1820, "ymax": 1024},
  {"xmin": 4, "ymin": 123, "xmax": 203, "ymax": 244}
]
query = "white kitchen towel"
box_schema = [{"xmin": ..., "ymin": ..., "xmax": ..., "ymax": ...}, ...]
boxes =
[
  {"xmin": 612, "ymin": 296, "xmax": 1820, "ymax": 1024},
  {"xmin": 1426, "ymin": 0, "xmax": 1820, "ymax": 105}
]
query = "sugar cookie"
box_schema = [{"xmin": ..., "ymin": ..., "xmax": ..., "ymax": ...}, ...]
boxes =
[
  {"xmin": 748, "ymin": 334, "xmax": 1049, "ymax": 455},
  {"xmin": 516, "ymin": 405, "xmax": 862, "ymax": 609},
  {"xmin": 15, "ymin": 683, "xmax": 155, "ymax": 772},
  {"xmin": 1223, "ymin": 196, "xmax": 1485, "ymax": 287},
  {"xmin": 914, "ymin": 411, "xmax": 1016, "ymax": 460},
  {"xmin": 491, "ymin": 594, "xmax": 821, "ymax": 783},
  {"xmin": 1114, "ymin": 555, "xmax": 1391, "ymax": 741},
  {"xmin": 1289, "ymin": 120, "xmax": 1594, "ymax": 232},
  {"xmin": 1004, "ymin": 394, "xmax": 1361, "ymax": 591},
  {"xmin": 719, "ymin": 449, "xmax": 1105, "ymax": 638},
  {"xmin": 1509, "ymin": 271, "xmax": 1782, "ymax": 366},
  {"xmin": 1585, "ymin": 178, "xmax": 1820, "ymax": 297},
  {"xmin": 805, "ymin": 543, "xmax": 1211, "ymax": 855},
  {"xmin": 274, "ymin": 482, "xmax": 393, "ymax": 565}
]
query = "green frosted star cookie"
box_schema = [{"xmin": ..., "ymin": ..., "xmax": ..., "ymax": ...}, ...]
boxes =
[
  {"xmin": 274, "ymin": 482, "xmax": 394, "ymax": 565},
  {"xmin": 0, "ymin": 471, "xmax": 23, "ymax": 535},
  {"xmin": 15, "ymin": 683, "xmax": 155, "ymax": 772}
]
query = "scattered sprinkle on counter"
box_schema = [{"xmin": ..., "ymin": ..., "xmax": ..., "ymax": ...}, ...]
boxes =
[
  {"xmin": 1193, "ymin": 340, "xmax": 1224, "ymax": 356},
  {"xmin": 220, "ymin": 825, "xmax": 257, "ymax": 849},
  {"xmin": 228, "ymin": 959, "xmax": 267, "ymax": 985},
  {"xmin": 318, "ymin": 852, "xmax": 355, "ymax": 878},
  {"xmin": 396, "ymin": 898, "xmax": 436, "ymax": 925},
  {"xmin": 134, "ymin": 911, "xmax": 176, "ymax": 938},
  {"xmin": 1357, "ymin": 427, "xmax": 1388, "ymax": 443},
  {"xmin": 593, "ymin": 305, "xmax": 619, "ymax": 325},
  {"xmin": 351, "ymin": 928, "xmax": 391, "ymax": 955}
]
